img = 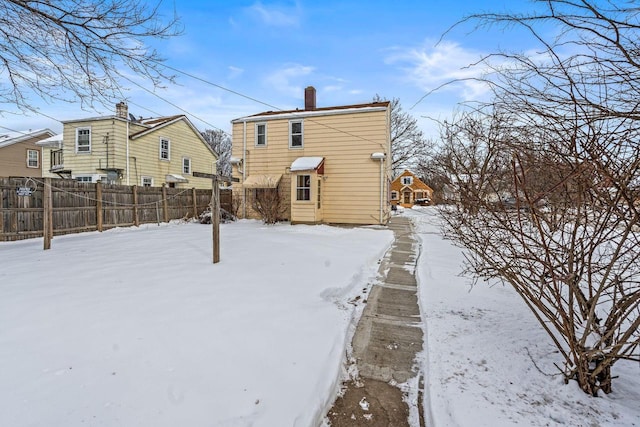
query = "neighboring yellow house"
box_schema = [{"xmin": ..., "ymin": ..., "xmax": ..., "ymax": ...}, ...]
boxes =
[
  {"xmin": 390, "ymin": 170, "xmax": 434, "ymax": 207},
  {"xmin": 38, "ymin": 102, "xmax": 217, "ymax": 188},
  {"xmin": 231, "ymin": 86, "xmax": 391, "ymax": 225},
  {"xmin": 0, "ymin": 129, "xmax": 55, "ymax": 177}
]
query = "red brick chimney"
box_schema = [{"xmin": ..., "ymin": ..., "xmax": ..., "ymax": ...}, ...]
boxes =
[{"xmin": 304, "ymin": 86, "xmax": 316, "ymax": 110}]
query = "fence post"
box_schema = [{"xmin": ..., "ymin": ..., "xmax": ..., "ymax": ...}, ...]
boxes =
[
  {"xmin": 132, "ymin": 185, "xmax": 139, "ymax": 227},
  {"xmin": 47, "ymin": 179, "xmax": 53, "ymax": 241},
  {"xmin": 162, "ymin": 184, "xmax": 169, "ymax": 223},
  {"xmin": 192, "ymin": 187, "xmax": 198, "ymax": 219},
  {"xmin": 96, "ymin": 181, "xmax": 103, "ymax": 232},
  {"xmin": 43, "ymin": 178, "xmax": 52, "ymax": 250},
  {"xmin": 212, "ymin": 176, "xmax": 220, "ymax": 264}
]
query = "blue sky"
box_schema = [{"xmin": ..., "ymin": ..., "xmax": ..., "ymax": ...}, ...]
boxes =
[{"xmin": 2, "ymin": 0, "xmax": 541, "ymax": 139}]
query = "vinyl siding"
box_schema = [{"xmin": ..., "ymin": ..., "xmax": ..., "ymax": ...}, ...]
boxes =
[
  {"xmin": 232, "ymin": 108, "xmax": 391, "ymax": 224},
  {"xmin": 62, "ymin": 119, "xmax": 127, "ymax": 177},
  {"xmin": 59, "ymin": 117, "xmax": 215, "ymax": 189},
  {"xmin": 0, "ymin": 137, "xmax": 43, "ymax": 177},
  {"xmin": 130, "ymin": 120, "xmax": 215, "ymax": 189}
]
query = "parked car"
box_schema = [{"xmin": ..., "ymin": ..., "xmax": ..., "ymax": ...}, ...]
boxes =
[{"xmin": 414, "ymin": 198, "xmax": 431, "ymax": 206}]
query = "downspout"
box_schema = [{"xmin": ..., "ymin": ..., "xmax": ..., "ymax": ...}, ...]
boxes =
[
  {"xmin": 379, "ymin": 158, "xmax": 384, "ymax": 224},
  {"xmin": 242, "ymin": 120, "xmax": 247, "ymax": 218},
  {"xmin": 371, "ymin": 152, "xmax": 386, "ymax": 224},
  {"xmin": 126, "ymin": 119, "xmax": 130, "ymax": 185}
]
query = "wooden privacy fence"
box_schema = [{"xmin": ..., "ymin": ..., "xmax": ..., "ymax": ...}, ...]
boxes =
[{"xmin": 0, "ymin": 177, "xmax": 232, "ymax": 242}]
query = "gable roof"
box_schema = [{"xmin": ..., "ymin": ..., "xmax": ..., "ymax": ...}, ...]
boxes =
[
  {"xmin": 63, "ymin": 112, "xmax": 217, "ymax": 159},
  {"xmin": 231, "ymin": 101, "xmax": 390, "ymax": 123},
  {"xmin": 0, "ymin": 128, "xmax": 55, "ymax": 149},
  {"xmin": 129, "ymin": 115, "xmax": 218, "ymax": 158},
  {"xmin": 391, "ymin": 170, "xmax": 433, "ymax": 192}
]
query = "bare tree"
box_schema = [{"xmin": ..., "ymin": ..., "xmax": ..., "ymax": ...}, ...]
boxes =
[
  {"xmin": 0, "ymin": 0, "xmax": 181, "ymax": 112},
  {"xmin": 438, "ymin": 1, "xmax": 640, "ymax": 396},
  {"xmin": 201, "ymin": 129, "xmax": 232, "ymax": 178},
  {"xmin": 374, "ymin": 95, "xmax": 430, "ymax": 177}
]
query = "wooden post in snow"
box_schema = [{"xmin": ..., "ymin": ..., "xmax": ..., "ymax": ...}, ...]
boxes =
[
  {"xmin": 192, "ymin": 187, "xmax": 198, "ymax": 219},
  {"xmin": 212, "ymin": 175, "xmax": 220, "ymax": 264},
  {"xmin": 96, "ymin": 181, "xmax": 103, "ymax": 232},
  {"xmin": 43, "ymin": 178, "xmax": 52, "ymax": 250},
  {"xmin": 132, "ymin": 185, "xmax": 139, "ymax": 227},
  {"xmin": 161, "ymin": 184, "xmax": 169, "ymax": 223}
]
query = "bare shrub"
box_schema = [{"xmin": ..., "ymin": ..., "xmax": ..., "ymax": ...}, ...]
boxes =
[{"xmin": 251, "ymin": 187, "xmax": 285, "ymax": 225}]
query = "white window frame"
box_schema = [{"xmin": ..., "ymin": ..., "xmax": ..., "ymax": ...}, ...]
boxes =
[
  {"xmin": 255, "ymin": 123, "xmax": 267, "ymax": 147},
  {"xmin": 141, "ymin": 176, "xmax": 154, "ymax": 187},
  {"xmin": 159, "ymin": 138, "xmax": 170, "ymax": 161},
  {"xmin": 75, "ymin": 175, "xmax": 93, "ymax": 183},
  {"xmin": 76, "ymin": 127, "xmax": 91, "ymax": 154},
  {"xmin": 401, "ymin": 176, "xmax": 413, "ymax": 185},
  {"xmin": 26, "ymin": 149, "xmax": 39, "ymax": 168},
  {"xmin": 391, "ymin": 191, "xmax": 398, "ymax": 200},
  {"xmin": 296, "ymin": 174, "xmax": 311, "ymax": 201},
  {"xmin": 289, "ymin": 120, "xmax": 303, "ymax": 148},
  {"xmin": 182, "ymin": 157, "xmax": 191, "ymax": 174}
]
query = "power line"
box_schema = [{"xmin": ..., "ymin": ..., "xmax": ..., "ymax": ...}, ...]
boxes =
[
  {"xmin": 4, "ymin": 60, "xmax": 388, "ymax": 152},
  {"xmin": 120, "ymin": 75, "xmax": 230, "ymax": 136},
  {"xmin": 144, "ymin": 58, "xmax": 388, "ymax": 150},
  {"xmin": 146, "ymin": 59, "xmax": 283, "ymax": 112}
]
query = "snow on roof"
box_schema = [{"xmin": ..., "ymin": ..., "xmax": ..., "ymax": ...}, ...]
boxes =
[
  {"xmin": 242, "ymin": 174, "xmax": 282, "ymax": 188},
  {"xmin": 290, "ymin": 157, "xmax": 324, "ymax": 172},
  {"xmin": 231, "ymin": 102, "xmax": 390, "ymax": 123},
  {"xmin": 36, "ymin": 133, "xmax": 63, "ymax": 147},
  {"xmin": 0, "ymin": 129, "xmax": 55, "ymax": 148},
  {"xmin": 165, "ymin": 174, "xmax": 188, "ymax": 183}
]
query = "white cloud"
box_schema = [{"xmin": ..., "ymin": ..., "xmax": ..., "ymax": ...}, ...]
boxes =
[
  {"xmin": 264, "ymin": 64, "xmax": 315, "ymax": 98},
  {"xmin": 245, "ymin": 1, "xmax": 301, "ymax": 27},
  {"xmin": 386, "ymin": 40, "xmax": 495, "ymax": 105},
  {"xmin": 323, "ymin": 85, "xmax": 342, "ymax": 92},
  {"xmin": 227, "ymin": 66, "xmax": 244, "ymax": 79}
]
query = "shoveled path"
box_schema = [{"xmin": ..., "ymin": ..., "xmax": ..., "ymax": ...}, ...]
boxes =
[{"xmin": 326, "ymin": 215, "xmax": 425, "ymax": 426}]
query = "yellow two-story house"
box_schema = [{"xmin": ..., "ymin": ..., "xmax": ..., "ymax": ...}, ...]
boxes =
[
  {"xmin": 39, "ymin": 102, "xmax": 217, "ymax": 189},
  {"xmin": 231, "ymin": 86, "xmax": 391, "ymax": 225}
]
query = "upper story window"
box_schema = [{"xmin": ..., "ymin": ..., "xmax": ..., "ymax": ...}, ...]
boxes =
[
  {"xmin": 183, "ymin": 157, "xmax": 191, "ymax": 174},
  {"xmin": 76, "ymin": 127, "xmax": 91, "ymax": 153},
  {"xmin": 255, "ymin": 123, "xmax": 267, "ymax": 146},
  {"xmin": 401, "ymin": 176, "xmax": 413, "ymax": 185},
  {"xmin": 289, "ymin": 120, "xmax": 303, "ymax": 148},
  {"xmin": 160, "ymin": 138, "xmax": 170, "ymax": 161},
  {"xmin": 26, "ymin": 149, "xmax": 39, "ymax": 168},
  {"xmin": 296, "ymin": 174, "xmax": 311, "ymax": 201}
]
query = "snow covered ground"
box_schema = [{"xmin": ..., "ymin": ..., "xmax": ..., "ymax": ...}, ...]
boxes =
[
  {"xmin": 0, "ymin": 220, "xmax": 393, "ymax": 426},
  {"xmin": 2, "ymin": 211, "xmax": 638, "ymax": 427},
  {"xmin": 406, "ymin": 207, "xmax": 640, "ymax": 427}
]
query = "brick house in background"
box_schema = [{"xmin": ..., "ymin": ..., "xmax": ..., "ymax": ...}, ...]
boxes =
[
  {"xmin": 0, "ymin": 129, "xmax": 55, "ymax": 177},
  {"xmin": 390, "ymin": 170, "xmax": 434, "ymax": 207},
  {"xmin": 230, "ymin": 86, "xmax": 391, "ymax": 225}
]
